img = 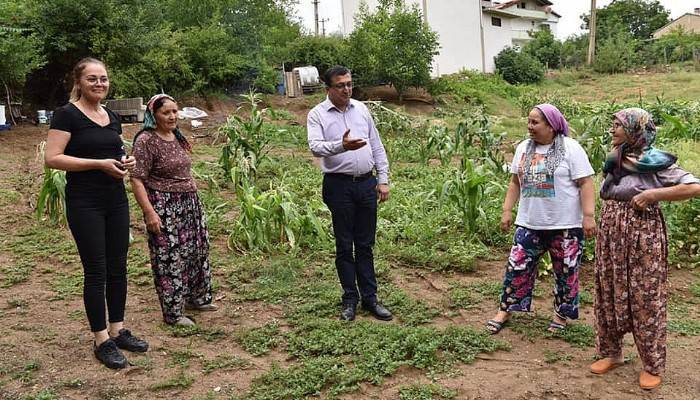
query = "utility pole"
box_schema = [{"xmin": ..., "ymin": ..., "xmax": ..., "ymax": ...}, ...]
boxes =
[
  {"xmin": 313, "ymin": 0, "xmax": 320, "ymax": 36},
  {"xmin": 320, "ymin": 18, "xmax": 329, "ymax": 37},
  {"xmin": 587, "ymin": 0, "xmax": 597, "ymax": 65}
]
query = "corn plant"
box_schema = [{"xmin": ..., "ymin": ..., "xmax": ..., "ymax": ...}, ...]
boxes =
[
  {"xmin": 36, "ymin": 141, "xmax": 67, "ymax": 225},
  {"xmin": 427, "ymin": 125, "xmax": 454, "ymax": 166},
  {"xmin": 455, "ymin": 108, "xmax": 506, "ymax": 176},
  {"xmin": 219, "ymin": 91, "xmax": 272, "ymax": 183},
  {"xmin": 229, "ymin": 182, "xmax": 328, "ymax": 253},
  {"xmin": 573, "ymin": 114, "xmax": 611, "ymax": 173},
  {"xmin": 439, "ymin": 160, "xmax": 489, "ymax": 235}
]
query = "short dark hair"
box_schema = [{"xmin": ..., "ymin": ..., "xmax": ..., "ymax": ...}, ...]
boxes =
[{"xmin": 323, "ymin": 65, "xmax": 351, "ymax": 87}]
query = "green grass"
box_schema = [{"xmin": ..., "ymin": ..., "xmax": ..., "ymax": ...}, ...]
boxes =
[
  {"xmin": 1, "ymin": 259, "xmax": 35, "ymax": 287},
  {"xmin": 148, "ymin": 372, "xmax": 195, "ymax": 391},
  {"xmin": 7, "ymin": 298, "xmax": 28, "ymax": 308},
  {"xmin": 22, "ymin": 389, "xmax": 59, "ymax": 400},
  {"xmin": 398, "ymin": 383, "xmax": 457, "ymax": 400},
  {"xmin": 202, "ymin": 355, "xmax": 253, "ymax": 374},
  {"xmin": 543, "ymin": 349, "xmax": 574, "ymax": 364},
  {"xmin": 240, "ymin": 321, "xmax": 508, "ymax": 399},
  {"xmin": 167, "ymin": 349, "xmax": 200, "ymax": 369},
  {"xmin": 668, "ymin": 320, "xmax": 700, "ymax": 336},
  {"xmin": 540, "ymin": 69, "xmax": 700, "ymax": 103},
  {"xmin": 446, "ymin": 280, "xmax": 501, "ymax": 310},
  {"xmin": 50, "ymin": 271, "xmax": 83, "ymax": 300},
  {"xmin": 162, "ymin": 324, "xmax": 227, "ymax": 342},
  {"xmin": 237, "ymin": 321, "xmax": 283, "ymax": 356},
  {"xmin": 509, "ymin": 313, "xmax": 595, "ymax": 348}
]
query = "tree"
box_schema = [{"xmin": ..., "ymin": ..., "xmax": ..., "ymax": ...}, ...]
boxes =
[
  {"xmin": 561, "ymin": 34, "xmax": 589, "ymax": 68},
  {"xmin": 494, "ymin": 47, "xmax": 545, "ymax": 85},
  {"xmin": 582, "ymin": 0, "xmax": 670, "ymax": 41},
  {"xmin": 284, "ymin": 35, "xmax": 349, "ymax": 78},
  {"xmin": 0, "ymin": 1, "xmax": 45, "ymax": 115},
  {"xmin": 348, "ymin": 0, "xmax": 439, "ymax": 100},
  {"xmin": 523, "ymin": 28, "xmax": 562, "ymax": 69},
  {"xmin": 593, "ymin": 31, "xmax": 638, "ymax": 73}
]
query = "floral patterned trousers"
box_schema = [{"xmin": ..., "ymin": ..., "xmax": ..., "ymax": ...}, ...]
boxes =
[
  {"xmin": 146, "ymin": 189, "xmax": 213, "ymax": 324},
  {"xmin": 595, "ymin": 200, "xmax": 668, "ymax": 375},
  {"xmin": 499, "ymin": 226, "xmax": 584, "ymax": 320}
]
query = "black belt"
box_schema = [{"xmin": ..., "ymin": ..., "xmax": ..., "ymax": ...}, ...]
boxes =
[{"xmin": 325, "ymin": 172, "xmax": 374, "ymax": 182}]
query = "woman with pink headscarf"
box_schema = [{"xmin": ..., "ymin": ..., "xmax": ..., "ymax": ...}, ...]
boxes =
[{"xmin": 486, "ymin": 103, "xmax": 596, "ymax": 335}]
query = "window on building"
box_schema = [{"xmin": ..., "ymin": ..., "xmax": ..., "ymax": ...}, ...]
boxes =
[
  {"xmin": 491, "ymin": 17, "xmax": 502, "ymax": 27},
  {"xmin": 518, "ymin": 2, "xmax": 526, "ymax": 8}
]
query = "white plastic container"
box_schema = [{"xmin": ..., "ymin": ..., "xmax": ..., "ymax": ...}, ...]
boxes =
[
  {"xmin": 38, "ymin": 109, "xmax": 47, "ymax": 124},
  {"xmin": 0, "ymin": 105, "xmax": 5, "ymax": 125},
  {"xmin": 293, "ymin": 66, "xmax": 320, "ymax": 86}
]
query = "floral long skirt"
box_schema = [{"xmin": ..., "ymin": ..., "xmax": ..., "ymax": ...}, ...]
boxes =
[
  {"xmin": 146, "ymin": 189, "xmax": 212, "ymax": 324},
  {"xmin": 499, "ymin": 226, "xmax": 584, "ymax": 320},
  {"xmin": 594, "ymin": 200, "xmax": 668, "ymax": 375}
]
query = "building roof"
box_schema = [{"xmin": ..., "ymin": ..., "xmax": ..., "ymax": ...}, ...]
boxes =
[
  {"xmin": 653, "ymin": 13, "xmax": 700, "ymax": 37},
  {"xmin": 485, "ymin": 0, "xmax": 561, "ymax": 18}
]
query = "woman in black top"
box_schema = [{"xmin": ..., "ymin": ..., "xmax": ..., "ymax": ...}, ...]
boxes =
[{"xmin": 45, "ymin": 57, "xmax": 148, "ymax": 369}]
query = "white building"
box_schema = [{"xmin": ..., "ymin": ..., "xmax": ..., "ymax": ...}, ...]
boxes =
[{"xmin": 340, "ymin": 0, "xmax": 561, "ymax": 75}]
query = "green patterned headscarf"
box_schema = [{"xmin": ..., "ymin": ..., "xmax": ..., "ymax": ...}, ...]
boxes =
[{"xmin": 602, "ymin": 108, "xmax": 676, "ymax": 183}]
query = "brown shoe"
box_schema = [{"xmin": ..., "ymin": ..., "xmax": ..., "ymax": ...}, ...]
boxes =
[
  {"xmin": 639, "ymin": 371, "xmax": 662, "ymax": 390},
  {"xmin": 590, "ymin": 358, "xmax": 623, "ymax": 374}
]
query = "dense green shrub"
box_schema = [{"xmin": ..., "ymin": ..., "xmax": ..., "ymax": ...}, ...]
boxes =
[
  {"xmin": 283, "ymin": 35, "xmax": 348, "ymax": 79},
  {"xmin": 494, "ymin": 47, "xmax": 545, "ymax": 84},
  {"xmin": 593, "ymin": 31, "xmax": 638, "ymax": 74},
  {"xmin": 523, "ymin": 28, "xmax": 562, "ymax": 69}
]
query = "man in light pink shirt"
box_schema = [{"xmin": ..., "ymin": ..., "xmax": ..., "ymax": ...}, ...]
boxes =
[{"xmin": 307, "ymin": 65, "xmax": 392, "ymax": 322}]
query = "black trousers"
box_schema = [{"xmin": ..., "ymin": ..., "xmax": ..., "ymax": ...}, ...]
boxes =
[
  {"xmin": 66, "ymin": 184, "xmax": 130, "ymax": 332},
  {"xmin": 322, "ymin": 174, "xmax": 378, "ymax": 305}
]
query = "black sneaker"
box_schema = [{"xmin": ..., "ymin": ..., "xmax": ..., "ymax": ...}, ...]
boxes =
[
  {"xmin": 112, "ymin": 329, "xmax": 149, "ymax": 353},
  {"xmin": 94, "ymin": 339, "xmax": 127, "ymax": 369}
]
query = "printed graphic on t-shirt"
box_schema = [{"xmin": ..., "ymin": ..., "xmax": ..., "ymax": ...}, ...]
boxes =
[{"xmin": 519, "ymin": 153, "xmax": 555, "ymax": 198}]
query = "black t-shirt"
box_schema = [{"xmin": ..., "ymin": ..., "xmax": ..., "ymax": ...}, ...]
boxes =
[{"xmin": 50, "ymin": 103, "xmax": 126, "ymax": 188}]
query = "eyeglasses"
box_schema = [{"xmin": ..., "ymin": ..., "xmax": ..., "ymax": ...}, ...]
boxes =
[
  {"xmin": 332, "ymin": 82, "xmax": 353, "ymax": 90},
  {"xmin": 84, "ymin": 76, "xmax": 109, "ymax": 85}
]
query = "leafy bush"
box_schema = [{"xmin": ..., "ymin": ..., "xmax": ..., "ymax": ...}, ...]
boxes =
[
  {"xmin": 593, "ymin": 31, "xmax": 638, "ymax": 74},
  {"xmin": 494, "ymin": 47, "xmax": 545, "ymax": 85},
  {"xmin": 523, "ymin": 28, "xmax": 562, "ymax": 69},
  {"xmin": 283, "ymin": 35, "xmax": 348, "ymax": 78}
]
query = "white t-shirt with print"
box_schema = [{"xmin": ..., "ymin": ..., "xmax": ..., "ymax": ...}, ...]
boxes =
[{"xmin": 510, "ymin": 136, "xmax": 594, "ymax": 230}]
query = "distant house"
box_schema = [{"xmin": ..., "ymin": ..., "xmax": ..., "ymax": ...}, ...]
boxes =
[
  {"xmin": 340, "ymin": 0, "xmax": 561, "ymax": 75},
  {"xmin": 653, "ymin": 9, "xmax": 700, "ymax": 39}
]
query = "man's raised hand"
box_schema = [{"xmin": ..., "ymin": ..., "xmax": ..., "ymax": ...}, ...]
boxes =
[{"xmin": 342, "ymin": 129, "xmax": 366, "ymax": 150}]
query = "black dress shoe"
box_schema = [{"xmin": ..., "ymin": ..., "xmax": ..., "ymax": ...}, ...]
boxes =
[
  {"xmin": 94, "ymin": 339, "xmax": 127, "ymax": 369},
  {"xmin": 112, "ymin": 329, "xmax": 149, "ymax": 353},
  {"xmin": 339, "ymin": 303, "xmax": 356, "ymax": 321},
  {"xmin": 362, "ymin": 302, "xmax": 393, "ymax": 321}
]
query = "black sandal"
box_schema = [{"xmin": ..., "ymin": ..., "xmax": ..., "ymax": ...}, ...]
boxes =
[{"xmin": 486, "ymin": 319, "xmax": 508, "ymax": 334}]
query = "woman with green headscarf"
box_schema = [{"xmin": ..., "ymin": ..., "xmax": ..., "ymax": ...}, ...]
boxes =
[
  {"xmin": 131, "ymin": 94, "xmax": 217, "ymax": 327},
  {"xmin": 590, "ymin": 108, "xmax": 700, "ymax": 390}
]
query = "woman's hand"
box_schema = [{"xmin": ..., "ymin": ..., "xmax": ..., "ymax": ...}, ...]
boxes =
[
  {"xmin": 631, "ymin": 190, "xmax": 657, "ymax": 211},
  {"xmin": 145, "ymin": 211, "xmax": 162, "ymax": 235},
  {"xmin": 583, "ymin": 215, "xmax": 596, "ymax": 239},
  {"xmin": 121, "ymin": 155, "xmax": 136, "ymax": 172},
  {"xmin": 101, "ymin": 159, "xmax": 128, "ymax": 179},
  {"xmin": 500, "ymin": 210, "xmax": 513, "ymax": 233}
]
